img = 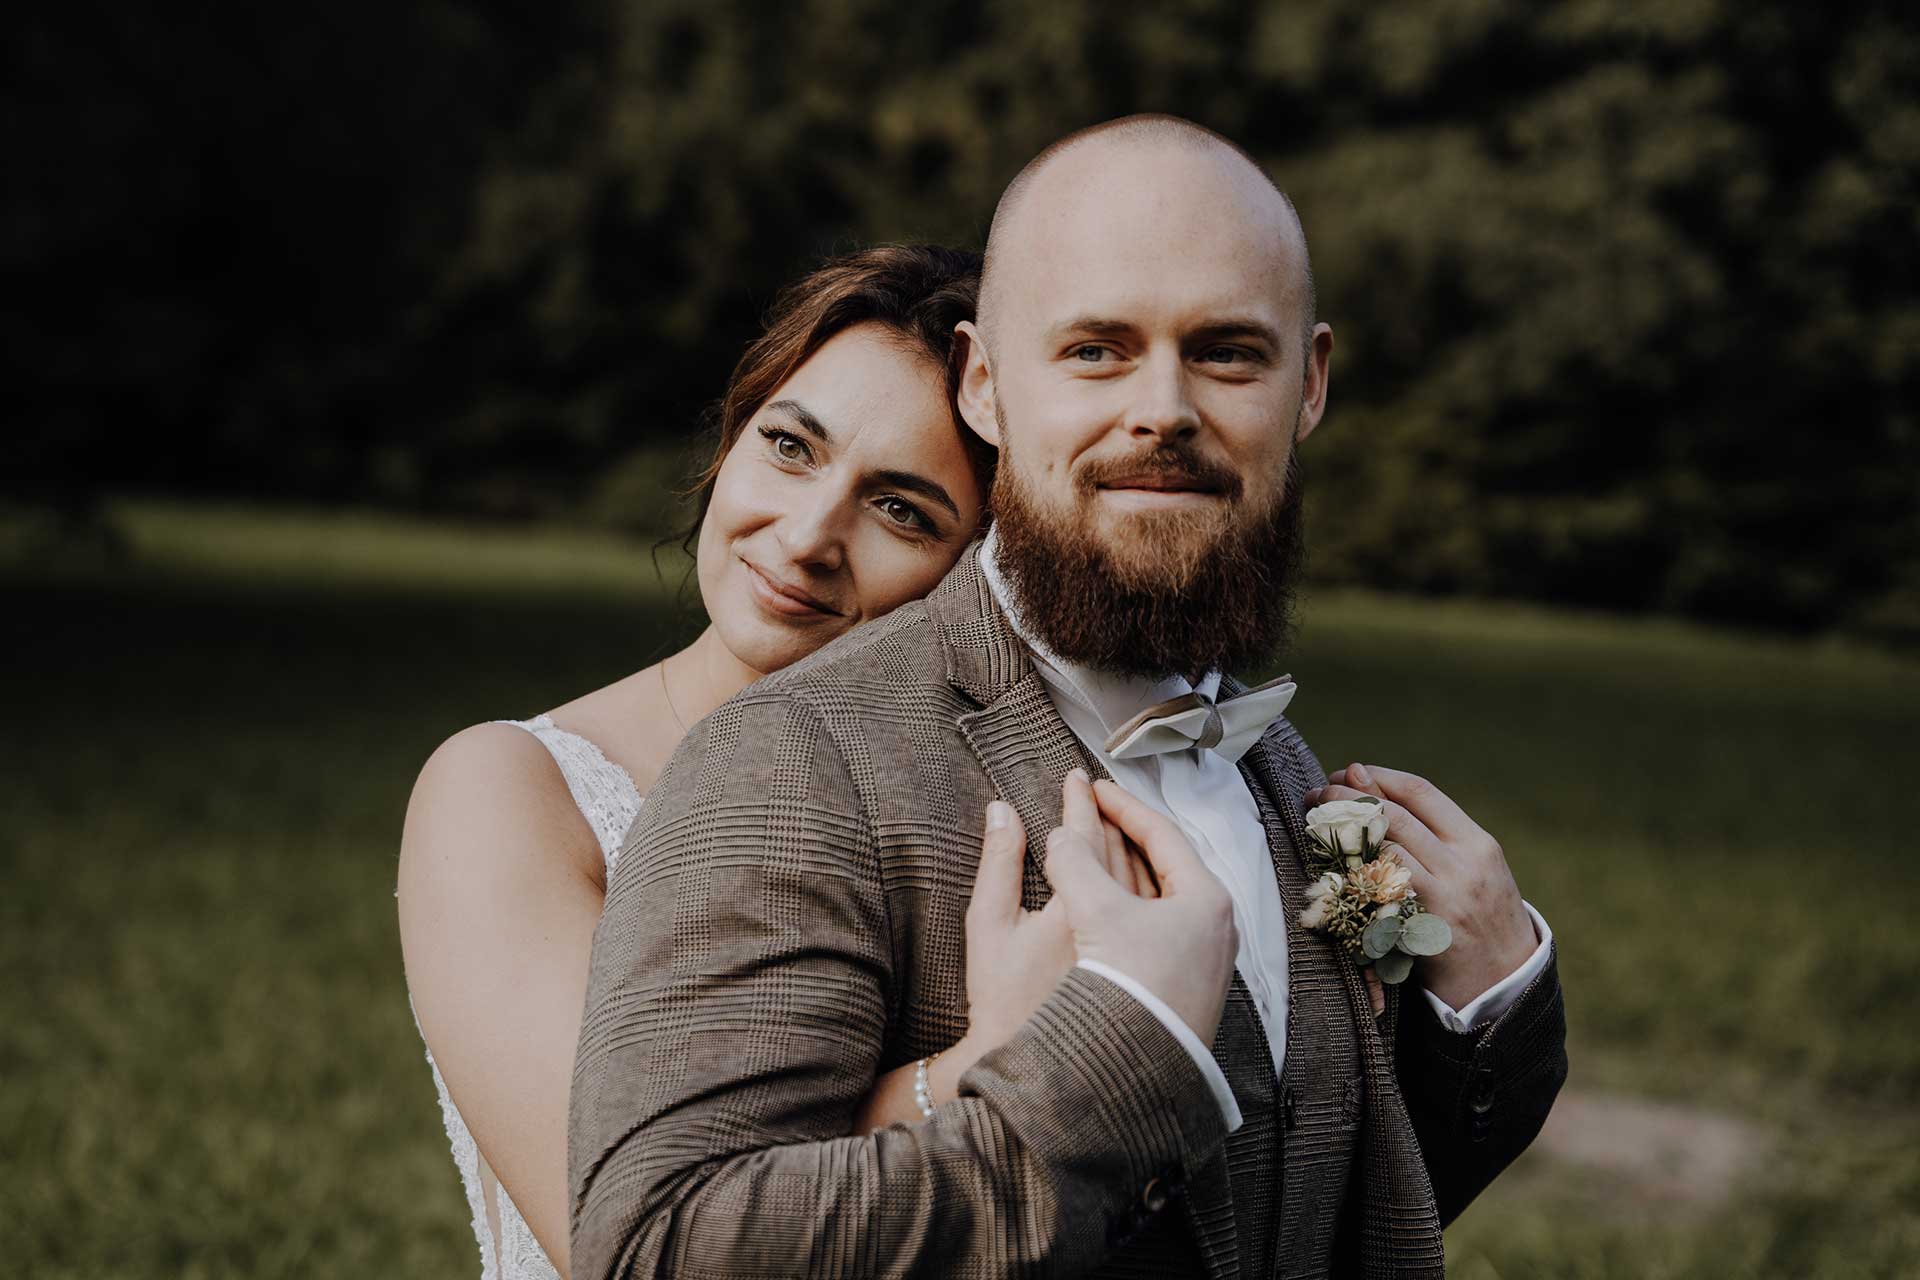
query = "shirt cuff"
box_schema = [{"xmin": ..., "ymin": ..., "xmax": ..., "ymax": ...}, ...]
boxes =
[
  {"xmin": 1076, "ymin": 959, "xmax": 1243, "ymax": 1132},
  {"xmin": 1420, "ymin": 900, "xmax": 1553, "ymax": 1034}
]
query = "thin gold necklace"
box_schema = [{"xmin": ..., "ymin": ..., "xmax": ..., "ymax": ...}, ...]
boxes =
[{"xmin": 659, "ymin": 656, "xmax": 689, "ymax": 733}]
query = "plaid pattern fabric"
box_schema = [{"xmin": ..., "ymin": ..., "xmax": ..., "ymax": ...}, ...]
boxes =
[{"xmin": 570, "ymin": 546, "xmax": 1567, "ymax": 1279}]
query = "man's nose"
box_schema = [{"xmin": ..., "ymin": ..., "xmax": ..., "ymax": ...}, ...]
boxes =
[
  {"xmin": 1121, "ymin": 352, "xmax": 1201, "ymax": 443},
  {"xmin": 771, "ymin": 490, "xmax": 848, "ymax": 573}
]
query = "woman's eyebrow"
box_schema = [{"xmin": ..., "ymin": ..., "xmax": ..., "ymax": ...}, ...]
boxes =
[
  {"xmin": 766, "ymin": 399, "xmax": 833, "ymax": 444},
  {"xmin": 870, "ymin": 469, "xmax": 961, "ymax": 522}
]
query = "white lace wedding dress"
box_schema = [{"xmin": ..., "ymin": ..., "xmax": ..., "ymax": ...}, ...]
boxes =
[{"xmin": 414, "ymin": 714, "xmax": 644, "ymax": 1280}]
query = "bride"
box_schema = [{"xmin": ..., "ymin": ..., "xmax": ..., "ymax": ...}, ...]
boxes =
[{"xmin": 396, "ymin": 245, "xmax": 1155, "ymax": 1278}]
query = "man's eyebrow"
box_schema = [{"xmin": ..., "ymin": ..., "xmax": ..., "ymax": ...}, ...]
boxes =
[
  {"xmin": 1186, "ymin": 318, "xmax": 1286, "ymax": 349},
  {"xmin": 765, "ymin": 399, "xmax": 832, "ymax": 444},
  {"xmin": 1044, "ymin": 316, "xmax": 1141, "ymax": 344},
  {"xmin": 1042, "ymin": 315, "xmax": 1285, "ymax": 349},
  {"xmin": 871, "ymin": 469, "xmax": 961, "ymax": 522}
]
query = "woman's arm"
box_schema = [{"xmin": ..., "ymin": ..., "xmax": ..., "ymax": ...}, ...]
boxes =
[
  {"xmin": 397, "ymin": 724, "xmax": 609, "ymax": 1275},
  {"xmin": 399, "ymin": 722, "xmax": 1154, "ymax": 1266},
  {"xmin": 852, "ymin": 796, "xmax": 1155, "ymax": 1134}
]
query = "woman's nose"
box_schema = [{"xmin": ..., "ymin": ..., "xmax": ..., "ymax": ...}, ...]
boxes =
[{"xmin": 771, "ymin": 493, "xmax": 848, "ymax": 572}]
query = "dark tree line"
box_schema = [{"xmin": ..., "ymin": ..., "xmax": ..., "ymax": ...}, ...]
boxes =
[{"xmin": 6, "ymin": 0, "xmax": 1916, "ymax": 640}]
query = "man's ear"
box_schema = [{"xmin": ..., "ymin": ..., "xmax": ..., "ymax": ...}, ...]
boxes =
[
  {"xmin": 953, "ymin": 320, "xmax": 1000, "ymax": 447},
  {"xmin": 1293, "ymin": 323, "xmax": 1335, "ymax": 444}
]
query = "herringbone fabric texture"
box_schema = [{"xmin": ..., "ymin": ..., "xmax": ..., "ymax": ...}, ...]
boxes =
[{"xmin": 570, "ymin": 546, "xmax": 1567, "ymax": 1279}]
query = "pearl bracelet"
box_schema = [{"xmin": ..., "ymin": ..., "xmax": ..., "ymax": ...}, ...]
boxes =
[{"xmin": 912, "ymin": 1051, "xmax": 943, "ymax": 1119}]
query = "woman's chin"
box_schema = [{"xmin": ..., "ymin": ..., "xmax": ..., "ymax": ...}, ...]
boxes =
[{"xmin": 714, "ymin": 611, "xmax": 848, "ymax": 678}]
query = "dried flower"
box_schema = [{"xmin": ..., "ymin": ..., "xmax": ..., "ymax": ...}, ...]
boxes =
[{"xmin": 1349, "ymin": 851, "xmax": 1413, "ymax": 904}]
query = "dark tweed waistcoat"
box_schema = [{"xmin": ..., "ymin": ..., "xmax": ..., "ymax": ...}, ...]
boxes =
[{"xmin": 570, "ymin": 546, "xmax": 1567, "ymax": 1279}]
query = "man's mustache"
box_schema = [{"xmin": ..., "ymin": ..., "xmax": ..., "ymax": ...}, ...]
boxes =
[{"xmin": 1074, "ymin": 444, "xmax": 1244, "ymax": 500}]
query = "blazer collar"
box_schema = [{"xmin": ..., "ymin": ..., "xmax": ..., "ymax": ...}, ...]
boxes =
[{"xmin": 925, "ymin": 537, "xmax": 1032, "ymax": 707}]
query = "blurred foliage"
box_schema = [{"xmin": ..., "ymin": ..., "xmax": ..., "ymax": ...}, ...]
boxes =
[{"xmin": 6, "ymin": 0, "xmax": 1917, "ymax": 638}]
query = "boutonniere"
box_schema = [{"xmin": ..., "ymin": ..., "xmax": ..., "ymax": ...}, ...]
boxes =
[{"xmin": 1297, "ymin": 796, "xmax": 1452, "ymax": 984}]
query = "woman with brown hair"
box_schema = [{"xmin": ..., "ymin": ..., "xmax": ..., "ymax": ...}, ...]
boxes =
[{"xmin": 396, "ymin": 246, "xmax": 1145, "ymax": 1279}]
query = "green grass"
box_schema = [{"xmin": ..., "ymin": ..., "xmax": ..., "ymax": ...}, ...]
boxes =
[{"xmin": 4, "ymin": 500, "xmax": 1917, "ymax": 1277}]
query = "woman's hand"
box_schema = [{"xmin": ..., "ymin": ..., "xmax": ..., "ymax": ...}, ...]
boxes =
[
  {"xmin": 1310, "ymin": 761, "xmax": 1537, "ymax": 1013},
  {"xmin": 850, "ymin": 772, "xmax": 1153, "ymax": 1131}
]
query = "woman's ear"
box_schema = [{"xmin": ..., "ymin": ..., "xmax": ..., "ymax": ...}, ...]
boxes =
[{"xmin": 953, "ymin": 321, "xmax": 1000, "ymax": 447}]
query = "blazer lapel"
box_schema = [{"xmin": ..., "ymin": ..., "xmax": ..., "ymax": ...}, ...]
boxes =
[
  {"xmin": 1240, "ymin": 728, "xmax": 1443, "ymax": 1276},
  {"xmin": 932, "ymin": 545, "xmax": 1243, "ymax": 1280}
]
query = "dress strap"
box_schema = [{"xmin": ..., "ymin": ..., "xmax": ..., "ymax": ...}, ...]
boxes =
[{"xmin": 496, "ymin": 715, "xmax": 644, "ymax": 871}]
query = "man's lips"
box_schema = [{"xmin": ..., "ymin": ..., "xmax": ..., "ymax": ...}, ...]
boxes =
[
  {"xmin": 742, "ymin": 559, "xmax": 842, "ymax": 618},
  {"xmin": 1095, "ymin": 474, "xmax": 1228, "ymax": 495},
  {"xmin": 1098, "ymin": 475, "xmax": 1228, "ymax": 498}
]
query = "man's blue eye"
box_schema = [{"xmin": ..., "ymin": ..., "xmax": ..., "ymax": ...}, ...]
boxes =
[{"xmin": 1074, "ymin": 345, "xmax": 1105, "ymax": 362}]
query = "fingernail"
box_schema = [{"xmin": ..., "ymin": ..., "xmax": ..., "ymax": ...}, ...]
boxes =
[
  {"xmin": 1067, "ymin": 767, "xmax": 1088, "ymax": 784},
  {"xmin": 986, "ymin": 800, "xmax": 1010, "ymax": 832},
  {"xmin": 1305, "ymin": 787, "xmax": 1322, "ymax": 804},
  {"xmin": 1350, "ymin": 762, "xmax": 1372, "ymax": 787}
]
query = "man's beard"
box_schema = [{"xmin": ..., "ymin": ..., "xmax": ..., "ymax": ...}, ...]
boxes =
[{"xmin": 990, "ymin": 428, "xmax": 1307, "ymax": 683}]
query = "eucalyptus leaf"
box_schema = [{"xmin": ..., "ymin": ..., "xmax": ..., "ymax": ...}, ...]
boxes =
[
  {"xmin": 1373, "ymin": 950, "xmax": 1415, "ymax": 984},
  {"xmin": 1398, "ymin": 912, "xmax": 1453, "ymax": 957},
  {"xmin": 1361, "ymin": 912, "xmax": 1404, "ymax": 960}
]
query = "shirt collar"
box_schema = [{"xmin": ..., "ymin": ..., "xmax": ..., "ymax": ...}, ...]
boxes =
[{"xmin": 978, "ymin": 525, "xmax": 1223, "ymax": 741}]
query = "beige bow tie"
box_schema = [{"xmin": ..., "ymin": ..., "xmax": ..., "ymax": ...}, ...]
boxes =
[{"xmin": 1101, "ymin": 674, "xmax": 1298, "ymax": 763}]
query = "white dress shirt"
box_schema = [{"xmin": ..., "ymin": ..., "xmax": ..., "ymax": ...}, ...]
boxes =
[{"xmin": 979, "ymin": 531, "xmax": 1554, "ymax": 1129}]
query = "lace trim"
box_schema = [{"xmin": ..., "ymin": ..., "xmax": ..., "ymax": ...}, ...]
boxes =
[
  {"xmin": 414, "ymin": 713, "xmax": 646, "ymax": 1278},
  {"xmin": 416, "ymin": 1009, "xmax": 502, "ymax": 1280},
  {"xmin": 499, "ymin": 714, "xmax": 643, "ymax": 871}
]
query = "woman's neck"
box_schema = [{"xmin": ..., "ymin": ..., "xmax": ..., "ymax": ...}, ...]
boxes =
[{"xmin": 665, "ymin": 627, "xmax": 764, "ymax": 727}]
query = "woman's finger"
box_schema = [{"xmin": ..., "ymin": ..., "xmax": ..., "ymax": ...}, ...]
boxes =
[
  {"xmin": 966, "ymin": 800, "xmax": 1027, "ymax": 932},
  {"xmin": 1313, "ymin": 783, "xmax": 1452, "ymax": 880},
  {"xmin": 1061, "ymin": 768, "xmax": 1104, "ymax": 851},
  {"xmin": 1043, "ymin": 825, "xmax": 1130, "ymax": 912},
  {"xmin": 1100, "ymin": 818, "xmax": 1135, "ymax": 892},
  {"xmin": 1090, "ymin": 779, "xmax": 1209, "ymax": 892},
  {"xmin": 1348, "ymin": 762, "xmax": 1480, "ymax": 845}
]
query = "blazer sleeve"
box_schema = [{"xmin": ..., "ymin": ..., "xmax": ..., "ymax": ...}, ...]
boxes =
[
  {"xmin": 568, "ymin": 691, "xmax": 1232, "ymax": 1279},
  {"xmin": 1393, "ymin": 946, "xmax": 1569, "ymax": 1225}
]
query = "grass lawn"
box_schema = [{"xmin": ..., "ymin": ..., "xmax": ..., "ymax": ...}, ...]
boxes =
[{"xmin": 4, "ymin": 500, "xmax": 1917, "ymax": 1277}]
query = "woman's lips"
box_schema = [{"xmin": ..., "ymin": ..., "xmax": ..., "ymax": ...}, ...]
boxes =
[{"xmin": 742, "ymin": 559, "xmax": 842, "ymax": 619}]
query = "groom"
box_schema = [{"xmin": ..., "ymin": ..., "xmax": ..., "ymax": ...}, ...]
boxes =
[{"xmin": 571, "ymin": 115, "xmax": 1566, "ymax": 1279}]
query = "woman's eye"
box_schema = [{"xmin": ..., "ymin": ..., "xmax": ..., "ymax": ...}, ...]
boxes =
[
  {"xmin": 877, "ymin": 497, "xmax": 931, "ymax": 530},
  {"xmin": 760, "ymin": 426, "xmax": 811, "ymax": 463}
]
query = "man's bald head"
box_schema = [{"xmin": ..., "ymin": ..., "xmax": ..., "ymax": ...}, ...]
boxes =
[{"xmin": 979, "ymin": 114, "xmax": 1316, "ymax": 352}]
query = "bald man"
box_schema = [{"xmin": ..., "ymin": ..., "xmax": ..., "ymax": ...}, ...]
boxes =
[{"xmin": 571, "ymin": 116, "xmax": 1567, "ymax": 1280}]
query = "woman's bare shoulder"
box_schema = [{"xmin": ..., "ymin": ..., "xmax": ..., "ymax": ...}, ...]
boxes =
[{"xmin": 398, "ymin": 722, "xmax": 603, "ymax": 900}]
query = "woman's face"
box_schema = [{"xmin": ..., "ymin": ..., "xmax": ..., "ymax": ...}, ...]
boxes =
[{"xmin": 697, "ymin": 321, "xmax": 987, "ymax": 676}]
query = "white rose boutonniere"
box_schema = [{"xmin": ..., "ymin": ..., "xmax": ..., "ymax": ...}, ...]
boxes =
[
  {"xmin": 1306, "ymin": 798, "xmax": 1391, "ymax": 859},
  {"xmin": 1298, "ymin": 794, "xmax": 1452, "ymax": 984}
]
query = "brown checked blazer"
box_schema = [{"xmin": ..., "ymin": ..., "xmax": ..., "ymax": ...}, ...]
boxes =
[{"xmin": 570, "ymin": 546, "xmax": 1567, "ymax": 1279}]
